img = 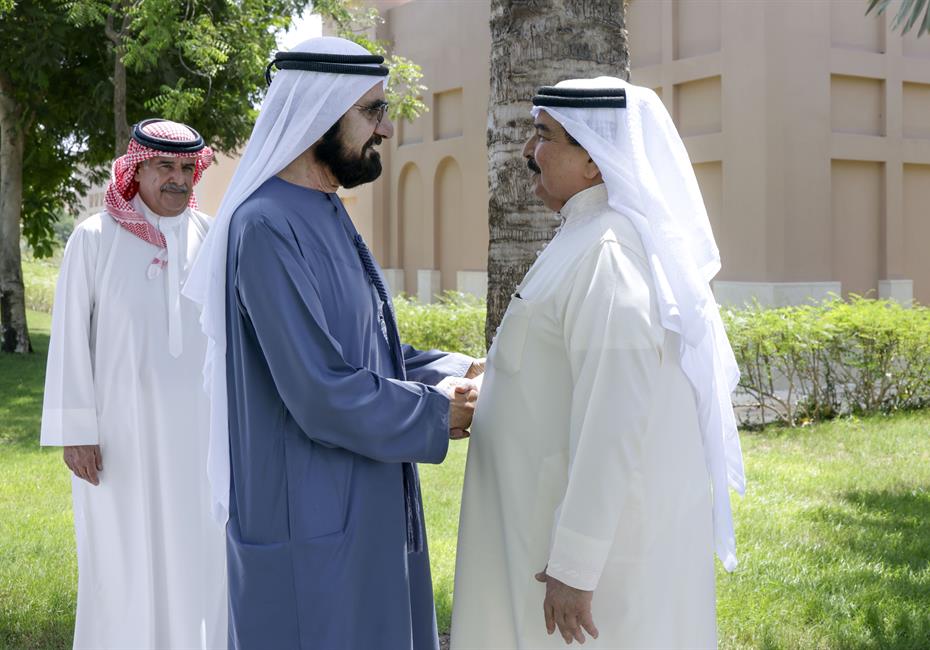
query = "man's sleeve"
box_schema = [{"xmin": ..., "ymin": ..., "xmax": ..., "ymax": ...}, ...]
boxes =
[
  {"xmin": 400, "ymin": 344, "xmax": 473, "ymax": 386},
  {"xmin": 40, "ymin": 226, "xmax": 99, "ymax": 447},
  {"xmin": 234, "ymin": 217, "xmax": 451, "ymax": 465},
  {"xmin": 545, "ymin": 241, "xmax": 663, "ymax": 591}
]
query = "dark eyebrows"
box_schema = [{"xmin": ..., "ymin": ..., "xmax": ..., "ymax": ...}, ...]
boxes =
[
  {"xmin": 533, "ymin": 122, "xmax": 551, "ymax": 133},
  {"xmin": 154, "ymin": 159, "xmax": 196, "ymax": 169},
  {"xmin": 364, "ymin": 100, "xmax": 389, "ymax": 110}
]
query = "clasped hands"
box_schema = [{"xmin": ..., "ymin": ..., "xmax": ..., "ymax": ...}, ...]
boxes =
[{"xmin": 438, "ymin": 358, "xmax": 485, "ymax": 439}]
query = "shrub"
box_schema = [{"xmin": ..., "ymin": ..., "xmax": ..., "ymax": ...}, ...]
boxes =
[
  {"xmin": 22, "ymin": 250, "xmax": 930, "ymax": 430},
  {"xmin": 394, "ymin": 292, "xmax": 487, "ymax": 359},
  {"xmin": 722, "ymin": 297, "xmax": 930, "ymax": 427},
  {"xmin": 22, "ymin": 254, "xmax": 60, "ymax": 314}
]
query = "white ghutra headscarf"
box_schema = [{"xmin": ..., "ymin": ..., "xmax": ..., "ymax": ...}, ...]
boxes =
[
  {"xmin": 532, "ymin": 78, "xmax": 746, "ymax": 571},
  {"xmin": 183, "ymin": 37, "xmax": 387, "ymax": 523}
]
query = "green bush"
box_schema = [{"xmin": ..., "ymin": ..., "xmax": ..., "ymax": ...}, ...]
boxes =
[
  {"xmin": 22, "ymin": 254, "xmax": 60, "ymax": 314},
  {"xmin": 394, "ymin": 292, "xmax": 487, "ymax": 359},
  {"xmin": 722, "ymin": 297, "xmax": 930, "ymax": 427},
  {"xmin": 22, "ymin": 250, "xmax": 930, "ymax": 429}
]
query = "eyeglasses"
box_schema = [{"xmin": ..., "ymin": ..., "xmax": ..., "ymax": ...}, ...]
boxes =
[{"xmin": 354, "ymin": 101, "xmax": 389, "ymax": 125}]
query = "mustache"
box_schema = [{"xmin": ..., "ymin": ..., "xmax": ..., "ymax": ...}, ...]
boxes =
[
  {"xmin": 527, "ymin": 158, "xmax": 541, "ymax": 174},
  {"xmin": 365, "ymin": 135, "xmax": 383, "ymax": 150},
  {"xmin": 160, "ymin": 183, "xmax": 189, "ymax": 193}
]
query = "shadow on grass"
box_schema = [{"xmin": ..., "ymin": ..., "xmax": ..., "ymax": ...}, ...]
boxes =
[
  {"xmin": 0, "ymin": 331, "xmax": 49, "ymax": 450},
  {"xmin": 0, "ymin": 622, "xmax": 72, "ymax": 650},
  {"xmin": 0, "ymin": 587, "xmax": 73, "ymax": 650},
  {"xmin": 807, "ymin": 488, "xmax": 930, "ymax": 649},
  {"xmin": 812, "ymin": 489, "xmax": 930, "ymax": 577}
]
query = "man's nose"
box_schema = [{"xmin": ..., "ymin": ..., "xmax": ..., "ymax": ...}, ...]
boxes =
[
  {"xmin": 522, "ymin": 135, "xmax": 536, "ymax": 159},
  {"xmin": 376, "ymin": 116, "xmax": 394, "ymax": 139},
  {"xmin": 166, "ymin": 165, "xmax": 183, "ymax": 183}
]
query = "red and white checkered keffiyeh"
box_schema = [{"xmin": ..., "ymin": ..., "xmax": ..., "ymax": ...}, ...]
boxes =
[{"xmin": 104, "ymin": 120, "xmax": 214, "ymax": 264}]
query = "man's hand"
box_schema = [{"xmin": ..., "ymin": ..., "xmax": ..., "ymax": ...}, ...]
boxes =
[
  {"xmin": 437, "ymin": 376, "xmax": 479, "ymax": 438},
  {"xmin": 535, "ymin": 569, "xmax": 599, "ymax": 645},
  {"xmin": 63, "ymin": 445, "xmax": 103, "ymax": 486},
  {"xmin": 464, "ymin": 358, "xmax": 486, "ymax": 379}
]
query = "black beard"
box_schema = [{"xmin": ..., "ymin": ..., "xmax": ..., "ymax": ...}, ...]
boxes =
[{"xmin": 315, "ymin": 118, "xmax": 383, "ymax": 189}]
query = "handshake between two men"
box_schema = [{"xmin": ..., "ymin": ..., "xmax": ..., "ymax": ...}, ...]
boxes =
[{"xmin": 439, "ymin": 358, "xmax": 486, "ymax": 440}]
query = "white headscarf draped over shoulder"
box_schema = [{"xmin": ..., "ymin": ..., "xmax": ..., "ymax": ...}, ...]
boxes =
[
  {"xmin": 532, "ymin": 78, "xmax": 746, "ymax": 571},
  {"xmin": 182, "ymin": 37, "xmax": 387, "ymax": 523}
]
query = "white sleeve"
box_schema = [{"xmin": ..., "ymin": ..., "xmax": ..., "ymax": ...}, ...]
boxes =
[
  {"xmin": 545, "ymin": 241, "xmax": 663, "ymax": 591},
  {"xmin": 40, "ymin": 225, "xmax": 100, "ymax": 446}
]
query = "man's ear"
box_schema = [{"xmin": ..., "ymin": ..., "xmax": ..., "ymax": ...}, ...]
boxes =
[{"xmin": 584, "ymin": 157, "xmax": 602, "ymax": 181}]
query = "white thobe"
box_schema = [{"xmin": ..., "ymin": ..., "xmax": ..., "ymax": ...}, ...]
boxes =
[
  {"xmin": 451, "ymin": 184, "xmax": 716, "ymax": 649},
  {"xmin": 40, "ymin": 200, "xmax": 227, "ymax": 650}
]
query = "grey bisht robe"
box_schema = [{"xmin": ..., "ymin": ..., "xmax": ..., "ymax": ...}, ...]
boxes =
[{"xmin": 225, "ymin": 176, "xmax": 471, "ymax": 649}]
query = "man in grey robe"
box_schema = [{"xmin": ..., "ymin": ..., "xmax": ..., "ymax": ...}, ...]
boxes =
[{"xmin": 183, "ymin": 37, "xmax": 481, "ymax": 650}]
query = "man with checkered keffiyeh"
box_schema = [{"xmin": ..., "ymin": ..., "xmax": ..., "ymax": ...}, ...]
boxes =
[{"xmin": 40, "ymin": 119, "xmax": 227, "ymax": 648}]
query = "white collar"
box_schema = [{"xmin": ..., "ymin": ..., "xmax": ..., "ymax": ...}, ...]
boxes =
[
  {"xmin": 132, "ymin": 195, "xmax": 188, "ymax": 230},
  {"xmin": 559, "ymin": 183, "xmax": 609, "ymax": 224}
]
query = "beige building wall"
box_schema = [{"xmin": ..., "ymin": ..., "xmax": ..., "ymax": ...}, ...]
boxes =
[
  {"xmin": 370, "ymin": 0, "xmax": 930, "ymax": 304},
  {"xmin": 628, "ymin": 0, "xmax": 930, "ymax": 305},
  {"xmin": 362, "ymin": 0, "xmax": 492, "ymax": 299},
  {"xmin": 89, "ymin": 0, "xmax": 929, "ymax": 306}
]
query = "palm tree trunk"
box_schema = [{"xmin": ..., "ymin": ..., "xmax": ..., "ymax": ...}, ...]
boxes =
[
  {"xmin": 0, "ymin": 72, "xmax": 32, "ymax": 354},
  {"xmin": 486, "ymin": 0, "xmax": 629, "ymax": 347}
]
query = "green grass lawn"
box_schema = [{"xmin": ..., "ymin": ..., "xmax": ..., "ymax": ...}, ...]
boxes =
[
  {"xmin": 0, "ymin": 311, "xmax": 76, "ymax": 649},
  {"xmin": 2, "ymin": 311, "xmax": 929, "ymax": 648}
]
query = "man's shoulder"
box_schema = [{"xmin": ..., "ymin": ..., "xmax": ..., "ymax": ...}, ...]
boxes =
[
  {"xmin": 230, "ymin": 195, "xmax": 285, "ymax": 235},
  {"xmin": 68, "ymin": 211, "xmax": 114, "ymax": 246},
  {"xmin": 74, "ymin": 212, "xmax": 107, "ymax": 235},
  {"xmin": 189, "ymin": 209, "xmax": 213, "ymax": 237},
  {"xmin": 232, "ymin": 180, "xmax": 332, "ymax": 238},
  {"xmin": 591, "ymin": 207, "xmax": 648, "ymax": 264}
]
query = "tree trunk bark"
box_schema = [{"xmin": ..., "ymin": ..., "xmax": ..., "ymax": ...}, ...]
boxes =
[
  {"xmin": 485, "ymin": 0, "xmax": 629, "ymax": 348},
  {"xmin": 0, "ymin": 73, "xmax": 33, "ymax": 354},
  {"xmin": 113, "ymin": 50, "xmax": 130, "ymax": 155},
  {"xmin": 107, "ymin": 3, "xmax": 131, "ymax": 155}
]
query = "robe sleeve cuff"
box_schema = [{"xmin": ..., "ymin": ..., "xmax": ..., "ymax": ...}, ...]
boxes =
[
  {"xmin": 423, "ymin": 389, "xmax": 452, "ymax": 464},
  {"xmin": 445, "ymin": 352, "xmax": 475, "ymax": 378},
  {"xmin": 546, "ymin": 525, "xmax": 611, "ymax": 591},
  {"xmin": 40, "ymin": 408, "xmax": 99, "ymax": 446}
]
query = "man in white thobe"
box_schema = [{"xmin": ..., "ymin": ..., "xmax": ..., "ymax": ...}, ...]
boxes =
[
  {"xmin": 40, "ymin": 119, "xmax": 227, "ymax": 649},
  {"xmin": 451, "ymin": 80, "xmax": 746, "ymax": 649}
]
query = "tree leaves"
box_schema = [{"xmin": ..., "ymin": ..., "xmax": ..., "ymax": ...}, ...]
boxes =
[{"xmin": 866, "ymin": 0, "xmax": 930, "ymax": 37}]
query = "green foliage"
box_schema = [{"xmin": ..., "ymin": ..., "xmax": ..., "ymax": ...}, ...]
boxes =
[
  {"xmin": 1, "ymin": 1, "xmax": 113, "ymax": 258},
  {"xmin": 22, "ymin": 254, "xmax": 60, "ymax": 314},
  {"xmin": 394, "ymin": 292, "xmax": 487, "ymax": 358},
  {"xmin": 723, "ymin": 297, "xmax": 930, "ymax": 427},
  {"xmin": 63, "ymin": 0, "xmax": 310, "ymax": 152},
  {"xmin": 1, "ymin": 0, "xmax": 314, "ymax": 262},
  {"xmin": 867, "ymin": 0, "xmax": 930, "ymax": 37},
  {"xmin": 3, "ymin": 0, "xmax": 427, "ymax": 265}
]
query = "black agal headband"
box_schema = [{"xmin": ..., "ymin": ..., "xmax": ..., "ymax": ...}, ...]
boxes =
[
  {"xmin": 265, "ymin": 51, "xmax": 389, "ymax": 85},
  {"xmin": 131, "ymin": 119, "xmax": 205, "ymax": 153},
  {"xmin": 532, "ymin": 86, "xmax": 627, "ymax": 109}
]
